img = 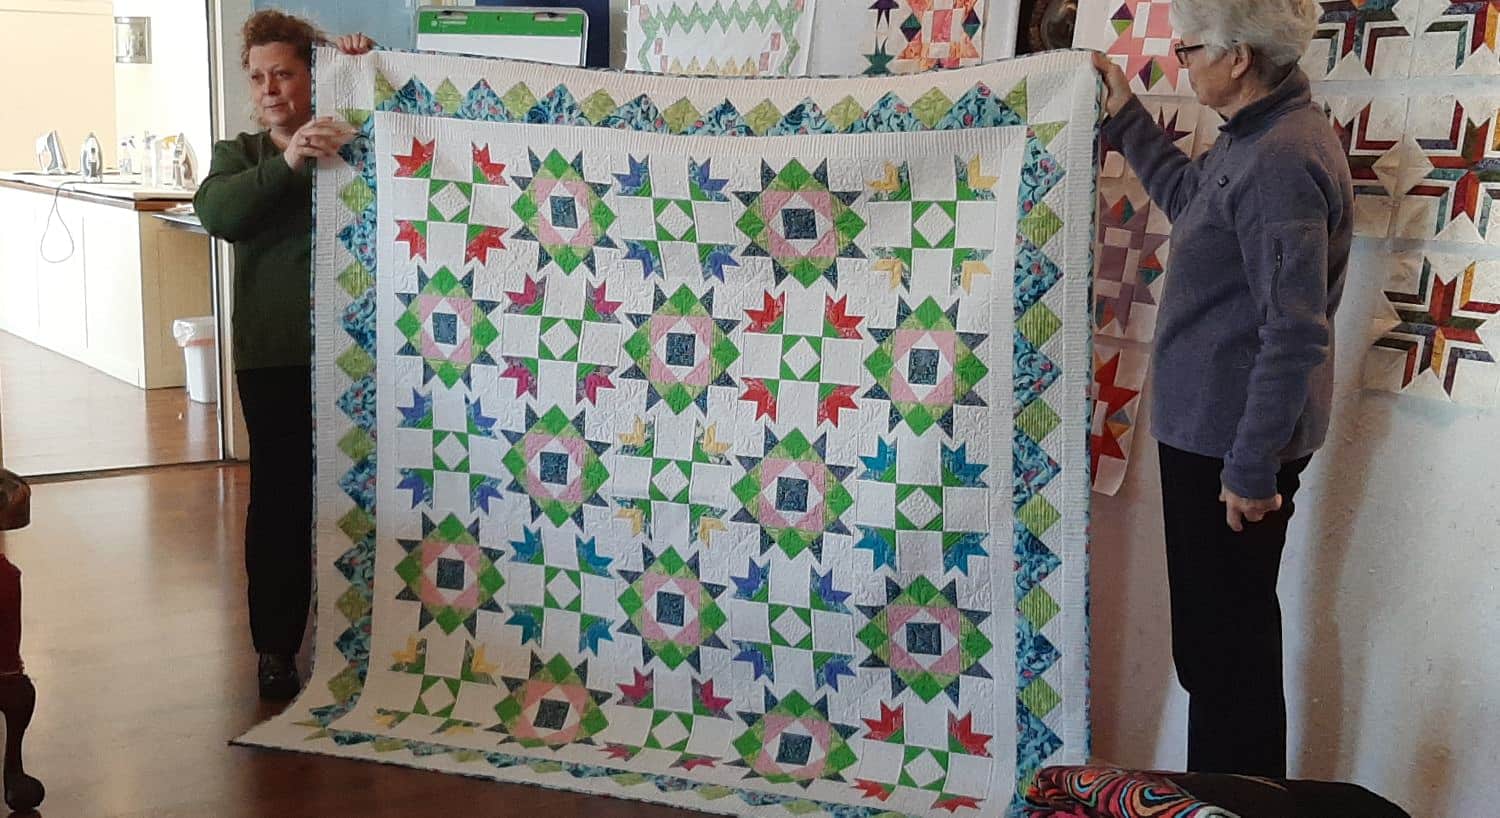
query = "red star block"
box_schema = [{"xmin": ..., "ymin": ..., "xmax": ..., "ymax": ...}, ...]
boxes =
[
  {"xmin": 740, "ymin": 378, "xmax": 778, "ymax": 421},
  {"xmin": 746, "ymin": 291, "xmax": 785, "ymax": 333},
  {"xmin": 618, "ymin": 669, "xmax": 653, "ymax": 703},
  {"xmin": 581, "ymin": 370, "xmax": 615, "ymax": 405},
  {"xmin": 818, "ymin": 385, "xmax": 860, "ymax": 427},
  {"xmin": 862, "ymin": 702, "xmax": 904, "ymax": 742},
  {"xmin": 696, "ymin": 679, "xmax": 731, "ymax": 716},
  {"xmin": 472, "ymin": 144, "xmax": 506, "ymax": 184},
  {"xmin": 602, "ymin": 744, "xmax": 636, "ymax": 761},
  {"xmin": 395, "ymin": 221, "xmax": 427, "ymax": 260},
  {"xmin": 948, "ymin": 712, "xmax": 993, "ymax": 757},
  {"xmin": 854, "ymin": 779, "xmax": 896, "ymax": 801},
  {"xmin": 394, "ymin": 138, "xmax": 435, "ymax": 178},
  {"xmin": 934, "ymin": 795, "xmax": 983, "ymax": 812},
  {"xmin": 464, "ymin": 226, "xmax": 507, "ymax": 265},
  {"xmin": 1091, "ymin": 350, "xmax": 1141, "ymax": 475},
  {"xmin": 506, "ymin": 276, "xmax": 542, "ymax": 311},
  {"xmin": 825, "ymin": 295, "xmax": 864, "ymax": 339},
  {"xmin": 502, "ymin": 359, "xmax": 536, "ymax": 398},
  {"xmin": 588, "ymin": 282, "xmax": 623, "ymax": 318}
]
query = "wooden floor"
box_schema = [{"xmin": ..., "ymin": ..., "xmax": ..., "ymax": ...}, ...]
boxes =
[
  {"xmin": 2, "ymin": 466, "xmax": 708, "ymax": 818},
  {"xmin": 0, "ymin": 331, "xmax": 219, "ymax": 477}
]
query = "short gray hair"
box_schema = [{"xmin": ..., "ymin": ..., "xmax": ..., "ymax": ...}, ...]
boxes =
[{"xmin": 1170, "ymin": 0, "xmax": 1320, "ymax": 83}]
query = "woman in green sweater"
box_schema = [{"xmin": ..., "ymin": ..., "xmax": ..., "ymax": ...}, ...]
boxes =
[{"xmin": 194, "ymin": 10, "xmax": 372, "ymax": 700}]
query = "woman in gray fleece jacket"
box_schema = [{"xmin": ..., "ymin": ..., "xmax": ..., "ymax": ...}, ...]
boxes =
[{"xmin": 1094, "ymin": 0, "xmax": 1353, "ymax": 779}]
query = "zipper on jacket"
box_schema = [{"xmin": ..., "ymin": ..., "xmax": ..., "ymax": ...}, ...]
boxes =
[{"xmin": 1270, "ymin": 238, "xmax": 1284, "ymax": 312}]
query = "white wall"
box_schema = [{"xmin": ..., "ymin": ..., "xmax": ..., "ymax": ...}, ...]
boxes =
[
  {"xmin": 1090, "ymin": 236, "xmax": 1500, "ymax": 815},
  {"xmin": 0, "ymin": 0, "xmax": 118, "ymax": 170},
  {"xmin": 113, "ymin": 0, "xmax": 214, "ymax": 174}
]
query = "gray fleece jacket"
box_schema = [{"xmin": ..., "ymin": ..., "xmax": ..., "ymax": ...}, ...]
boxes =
[{"xmin": 1102, "ymin": 68, "xmax": 1354, "ymax": 498}]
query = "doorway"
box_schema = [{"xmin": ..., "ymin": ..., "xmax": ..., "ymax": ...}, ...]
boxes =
[{"xmin": 0, "ymin": 0, "xmax": 227, "ymax": 477}]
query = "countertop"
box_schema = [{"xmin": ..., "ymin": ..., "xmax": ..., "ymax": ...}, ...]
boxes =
[
  {"xmin": 0, "ymin": 171, "xmax": 194, "ymax": 212},
  {"xmin": 152, "ymin": 211, "xmax": 208, "ymax": 235}
]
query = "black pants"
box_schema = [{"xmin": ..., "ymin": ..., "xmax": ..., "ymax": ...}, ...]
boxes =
[
  {"xmin": 237, "ymin": 366, "xmax": 313, "ymax": 657},
  {"xmin": 1158, "ymin": 442, "xmax": 1313, "ymax": 779}
]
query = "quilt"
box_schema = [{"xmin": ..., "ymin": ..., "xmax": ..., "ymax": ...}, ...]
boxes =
[
  {"xmin": 237, "ymin": 48, "xmax": 1096, "ymax": 817},
  {"xmin": 806, "ymin": 0, "xmax": 1017, "ymax": 76},
  {"xmin": 626, "ymin": 0, "xmax": 816, "ymax": 77}
]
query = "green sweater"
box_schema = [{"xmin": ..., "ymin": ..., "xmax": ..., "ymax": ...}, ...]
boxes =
[{"xmin": 194, "ymin": 132, "xmax": 314, "ymax": 371}]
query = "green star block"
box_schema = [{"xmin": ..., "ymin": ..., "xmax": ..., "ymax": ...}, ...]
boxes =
[
  {"xmin": 621, "ymin": 285, "xmax": 740, "ymax": 415},
  {"xmin": 865, "ymin": 297, "xmax": 989, "ymax": 436},
  {"xmin": 731, "ymin": 429, "xmax": 855, "ymax": 560},
  {"xmin": 501, "ymin": 407, "xmax": 609, "ymax": 529},
  {"xmin": 493, "ymin": 655, "xmax": 609, "ymax": 750},
  {"xmin": 856, "ymin": 576, "xmax": 992, "ymax": 703},
  {"xmin": 511, "ymin": 149, "xmax": 617, "ymax": 275},
  {"xmin": 394, "ymin": 267, "xmax": 502, "ymax": 389},
  {"xmin": 730, "ymin": 691, "xmax": 857, "ymax": 786},
  {"xmin": 393, "ymin": 514, "xmax": 506, "ymax": 637},
  {"xmin": 736, "ymin": 159, "xmax": 866, "ymax": 288},
  {"xmin": 617, "ymin": 548, "xmax": 729, "ymax": 671}
]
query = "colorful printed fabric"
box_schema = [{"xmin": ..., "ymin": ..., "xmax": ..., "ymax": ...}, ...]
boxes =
[
  {"xmin": 236, "ymin": 48, "xmax": 1098, "ymax": 817},
  {"xmin": 1023, "ymin": 766, "xmax": 1239, "ymax": 818},
  {"xmin": 626, "ymin": 0, "xmax": 816, "ymax": 77}
]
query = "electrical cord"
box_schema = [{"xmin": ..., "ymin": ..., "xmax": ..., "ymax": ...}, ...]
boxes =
[
  {"xmin": 39, "ymin": 181, "xmax": 84, "ymax": 265},
  {"xmin": 38, "ymin": 177, "xmax": 141, "ymax": 264}
]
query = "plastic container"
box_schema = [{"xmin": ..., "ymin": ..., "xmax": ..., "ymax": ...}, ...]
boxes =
[{"xmin": 172, "ymin": 316, "xmax": 219, "ymax": 404}]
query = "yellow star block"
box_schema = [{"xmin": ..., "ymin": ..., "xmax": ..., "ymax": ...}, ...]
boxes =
[
  {"xmin": 957, "ymin": 258, "xmax": 991, "ymax": 292},
  {"xmin": 967, "ymin": 156, "xmax": 998, "ymax": 190},
  {"xmin": 869, "ymin": 162, "xmax": 903, "ymax": 194}
]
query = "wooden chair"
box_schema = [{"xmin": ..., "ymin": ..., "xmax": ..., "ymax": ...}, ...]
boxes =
[{"xmin": 0, "ymin": 469, "xmax": 44, "ymax": 812}]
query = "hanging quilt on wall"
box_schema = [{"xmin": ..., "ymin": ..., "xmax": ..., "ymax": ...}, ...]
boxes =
[
  {"xmin": 626, "ymin": 0, "xmax": 817, "ymax": 77},
  {"xmin": 237, "ymin": 47, "xmax": 1096, "ymax": 817},
  {"xmin": 805, "ymin": 0, "xmax": 1015, "ymax": 76},
  {"xmin": 1365, "ymin": 251, "xmax": 1500, "ymax": 406}
]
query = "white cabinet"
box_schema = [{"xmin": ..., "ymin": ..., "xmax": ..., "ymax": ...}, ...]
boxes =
[{"xmin": 0, "ymin": 182, "xmax": 211, "ymax": 389}]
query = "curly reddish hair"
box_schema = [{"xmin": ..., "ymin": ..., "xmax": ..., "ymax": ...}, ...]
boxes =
[{"xmin": 239, "ymin": 9, "xmax": 327, "ymax": 69}]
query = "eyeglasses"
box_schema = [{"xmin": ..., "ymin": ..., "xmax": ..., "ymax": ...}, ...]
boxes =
[{"xmin": 1173, "ymin": 42, "xmax": 1206, "ymax": 67}]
